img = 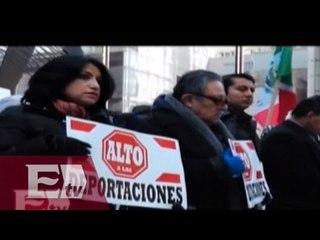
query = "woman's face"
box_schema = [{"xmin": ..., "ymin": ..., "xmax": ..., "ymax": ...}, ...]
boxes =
[{"xmin": 64, "ymin": 63, "xmax": 101, "ymax": 107}]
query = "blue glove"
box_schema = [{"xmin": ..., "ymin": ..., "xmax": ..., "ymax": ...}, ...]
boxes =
[{"xmin": 223, "ymin": 148, "xmax": 245, "ymax": 178}]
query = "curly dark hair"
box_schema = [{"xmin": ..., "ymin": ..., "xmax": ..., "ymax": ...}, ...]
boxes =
[{"xmin": 22, "ymin": 54, "xmax": 115, "ymax": 112}]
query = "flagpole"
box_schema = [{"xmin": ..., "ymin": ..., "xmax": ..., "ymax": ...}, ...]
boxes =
[
  {"xmin": 235, "ymin": 46, "xmax": 244, "ymax": 73},
  {"xmin": 103, "ymin": 46, "xmax": 110, "ymax": 109},
  {"xmin": 102, "ymin": 46, "xmax": 110, "ymax": 68},
  {"xmin": 265, "ymin": 79, "xmax": 279, "ymax": 126}
]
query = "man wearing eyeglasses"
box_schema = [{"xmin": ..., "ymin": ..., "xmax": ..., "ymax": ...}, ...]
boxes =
[
  {"xmin": 130, "ymin": 70, "xmax": 245, "ymax": 210},
  {"xmin": 221, "ymin": 73, "xmax": 263, "ymax": 209}
]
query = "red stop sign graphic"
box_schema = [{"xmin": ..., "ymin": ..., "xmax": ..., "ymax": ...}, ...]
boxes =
[
  {"xmin": 234, "ymin": 143, "xmax": 252, "ymax": 181},
  {"xmin": 102, "ymin": 130, "xmax": 148, "ymax": 178}
]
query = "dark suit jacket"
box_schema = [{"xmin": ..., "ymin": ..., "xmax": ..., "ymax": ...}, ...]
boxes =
[{"xmin": 261, "ymin": 120, "xmax": 320, "ymax": 209}]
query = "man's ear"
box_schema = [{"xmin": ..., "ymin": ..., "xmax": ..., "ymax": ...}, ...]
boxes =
[
  {"xmin": 306, "ymin": 111, "xmax": 315, "ymax": 120},
  {"xmin": 181, "ymin": 93, "xmax": 194, "ymax": 108}
]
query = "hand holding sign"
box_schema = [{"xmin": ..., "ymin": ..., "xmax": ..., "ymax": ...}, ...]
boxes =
[
  {"xmin": 66, "ymin": 116, "xmax": 188, "ymax": 209},
  {"xmin": 228, "ymin": 139, "xmax": 272, "ymax": 209},
  {"xmin": 223, "ymin": 148, "xmax": 245, "ymax": 178}
]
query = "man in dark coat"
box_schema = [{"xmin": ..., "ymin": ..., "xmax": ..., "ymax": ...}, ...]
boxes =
[
  {"xmin": 221, "ymin": 73, "xmax": 262, "ymax": 209},
  {"xmin": 130, "ymin": 70, "xmax": 245, "ymax": 210},
  {"xmin": 221, "ymin": 73, "xmax": 260, "ymax": 153},
  {"xmin": 261, "ymin": 95, "xmax": 320, "ymax": 209}
]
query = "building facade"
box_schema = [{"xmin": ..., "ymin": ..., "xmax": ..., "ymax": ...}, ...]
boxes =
[{"xmin": 1, "ymin": 46, "xmax": 319, "ymax": 114}]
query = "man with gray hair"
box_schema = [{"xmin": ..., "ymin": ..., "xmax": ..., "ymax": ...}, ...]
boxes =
[{"xmin": 129, "ymin": 69, "xmax": 245, "ymax": 209}]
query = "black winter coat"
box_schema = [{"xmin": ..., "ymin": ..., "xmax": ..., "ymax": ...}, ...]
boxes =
[
  {"xmin": 261, "ymin": 120, "xmax": 320, "ymax": 209},
  {"xmin": 220, "ymin": 107, "xmax": 261, "ymax": 209},
  {"xmin": 0, "ymin": 104, "xmax": 113, "ymax": 210},
  {"xmin": 220, "ymin": 107, "xmax": 260, "ymax": 154},
  {"xmin": 0, "ymin": 105, "xmax": 113, "ymax": 155},
  {"xmin": 130, "ymin": 95, "xmax": 242, "ymax": 210}
]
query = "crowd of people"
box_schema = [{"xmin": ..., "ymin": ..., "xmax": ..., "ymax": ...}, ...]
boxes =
[{"xmin": 1, "ymin": 53, "xmax": 320, "ymax": 210}]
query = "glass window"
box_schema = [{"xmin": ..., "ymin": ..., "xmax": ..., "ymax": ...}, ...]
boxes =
[{"xmin": 109, "ymin": 46, "xmax": 237, "ymax": 112}]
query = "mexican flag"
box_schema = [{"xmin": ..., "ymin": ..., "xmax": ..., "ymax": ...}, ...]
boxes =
[
  {"xmin": 276, "ymin": 47, "xmax": 297, "ymax": 122},
  {"xmin": 254, "ymin": 47, "xmax": 297, "ymax": 127}
]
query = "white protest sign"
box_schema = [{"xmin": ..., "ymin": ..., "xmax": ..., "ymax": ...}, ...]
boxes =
[
  {"xmin": 228, "ymin": 139, "xmax": 271, "ymax": 209},
  {"xmin": 66, "ymin": 116, "xmax": 187, "ymax": 209}
]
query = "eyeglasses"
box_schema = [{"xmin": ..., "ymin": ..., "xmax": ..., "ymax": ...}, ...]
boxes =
[{"xmin": 188, "ymin": 92, "xmax": 228, "ymax": 106}]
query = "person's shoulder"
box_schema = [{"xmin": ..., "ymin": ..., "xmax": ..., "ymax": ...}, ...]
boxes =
[
  {"xmin": 0, "ymin": 108, "xmax": 33, "ymax": 126},
  {"xmin": 11, "ymin": 106, "xmax": 64, "ymax": 129},
  {"xmin": 220, "ymin": 110, "xmax": 232, "ymax": 120},
  {"xmin": 0, "ymin": 95, "xmax": 22, "ymax": 113},
  {"xmin": 273, "ymin": 121, "xmax": 300, "ymax": 135},
  {"xmin": 262, "ymin": 122, "xmax": 297, "ymax": 143},
  {"xmin": 1, "ymin": 105, "xmax": 24, "ymax": 115},
  {"xmin": 90, "ymin": 108, "xmax": 115, "ymax": 124}
]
